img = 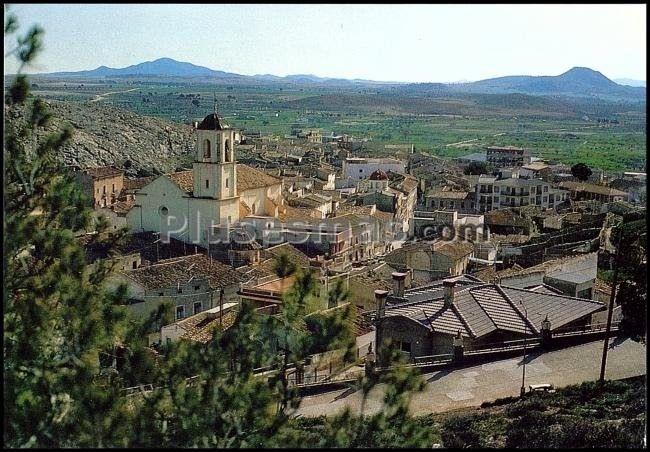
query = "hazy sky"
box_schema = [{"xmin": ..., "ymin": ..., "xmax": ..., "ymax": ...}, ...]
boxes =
[{"xmin": 4, "ymin": 3, "xmax": 647, "ymax": 82}]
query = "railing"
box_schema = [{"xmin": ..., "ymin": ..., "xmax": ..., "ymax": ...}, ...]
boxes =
[
  {"xmin": 465, "ymin": 337, "xmax": 541, "ymax": 355},
  {"xmin": 412, "ymin": 353, "xmax": 453, "ymax": 366},
  {"xmin": 121, "ymin": 384, "xmax": 154, "ymax": 397},
  {"xmin": 553, "ymin": 321, "xmax": 620, "ymax": 337}
]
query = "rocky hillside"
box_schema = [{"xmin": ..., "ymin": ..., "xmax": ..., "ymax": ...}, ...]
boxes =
[{"xmin": 22, "ymin": 99, "xmax": 196, "ymax": 177}]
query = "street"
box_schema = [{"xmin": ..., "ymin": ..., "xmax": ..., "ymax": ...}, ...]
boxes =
[{"xmin": 296, "ymin": 337, "xmax": 647, "ymax": 417}]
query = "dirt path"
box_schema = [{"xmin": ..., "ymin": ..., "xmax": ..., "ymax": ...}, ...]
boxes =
[{"xmin": 90, "ymin": 88, "xmax": 138, "ymax": 103}]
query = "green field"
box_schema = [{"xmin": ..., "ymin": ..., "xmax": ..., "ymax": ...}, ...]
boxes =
[{"xmin": 28, "ymin": 78, "xmax": 647, "ymax": 172}]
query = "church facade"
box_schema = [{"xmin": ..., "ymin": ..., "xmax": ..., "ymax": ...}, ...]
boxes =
[{"xmin": 127, "ymin": 111, "xmax": 283, "ymax": 248}]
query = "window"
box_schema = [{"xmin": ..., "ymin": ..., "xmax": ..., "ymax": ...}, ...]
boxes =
[
  {"xmin": 206, "ymin": 179, "xmax": 209, "ymax": 189},
  {"xmin": 176, "ymin": 306, "xmax": 185, "ymax": 320},
  {"xmin": 159, "ymin": 206, "xmax": 169, "ymax": 216},
  {"xmin": 193, "ymin": 302, "xmax": 202, "ymax": 315},
  {"xmin": 177, "ymin": 287, "xmax": 182, "ymax": 294},
  {"xmin": 158, "ymin": 292, "xmax": 164, "ymax": 296},
  {"xmin": 112, "ymin": 184, "xmax": 115, "ymax": 193},
  {"xmin": 543, "ymin": 186, "xmax": 548, "ymax": 193},
  {"xmin": 203, "ymin": 139, "xmax": 211, "ymax": 158},
  {"xmin": 132, "ymin": 261, "xmax": 137, "ymax": 269},
  {"xmin": 225, "ymin": 178, "xmax": 229, "ymax": 188},
  {"xmin": 359, "ymin": 169, "xmax": 363, "ymax": 173},
  {"xmin": 103, "ymin": 185, "xmax": 106, "ymax": 194},
  {"xmin": 228, "ymin": 215, "xmax": 232, "ymax": 224},
  {"xmin": 194, "ymin": 285, "xmax": 201, "ymax": 291},
  {"xmin": 399, "ymin": 341, "xmax": 411, "ymax": 353},
  {"xmin": 225, "ymin": 139, "xmax": 231, "ymax": 162},
  {"xmin": 494, "ymin": 186, "xmax": 499, "ymax": 193}
]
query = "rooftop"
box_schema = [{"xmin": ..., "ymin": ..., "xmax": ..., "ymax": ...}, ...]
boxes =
[
  {"xmin": 122, "ymin": 253, "xmax": 244, "ymax": 290},
  {"xmin": 384, "ymin": 275, "xmax": 604, "ymax": 339},
  {"xmin": 166, "ymin": 164, "xmax": 282, "ymax": 195},
  {"xmin": 82, "ymin": 166, "xmax": 124, "ymax": 179},
  {"xmin": 559, "ymin": 181, "xmax": 627, "ymax": 197}
]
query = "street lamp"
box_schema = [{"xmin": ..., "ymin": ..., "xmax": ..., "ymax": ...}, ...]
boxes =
[{"xmin": 520, "ymin": 298, "xmax": 528, "ymax": 397}]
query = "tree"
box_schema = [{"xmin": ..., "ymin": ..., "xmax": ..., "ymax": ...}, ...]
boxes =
[
  {"xmin": 4, "ymin": 9, "xmax": 137, "ymax": 446},
  {"xmin": 611, "ymin": 214, "xmax": 647, "ymax": 344},
  {"xmin": 463, "ymin": 160, "xmax": 487, "ymax": 175},
  {"xmin": 571, "ymin": 162, "xmax": 593, "ymax": 181},
  {"xmin": 273, "ymin": 252, "xmax": 297, "ymax": 278},
  {"xmin": 4, "ymin": 9, "xmax": 432, "ymax": 447}
]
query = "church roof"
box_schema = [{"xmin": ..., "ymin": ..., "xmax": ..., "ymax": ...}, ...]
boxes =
[
  {"xmin": 165, "ymin": 165, "xmax": 282, "ymax": 195},
  {"xmin": 197, "ymin": 113, "xmax": 230, "ymax": 131},
  {"xmin": 369, "ymin": 169, "xmax": 389, "ymax": 181}
]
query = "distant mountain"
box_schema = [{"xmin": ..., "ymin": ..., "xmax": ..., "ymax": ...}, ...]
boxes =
[
  {"xmin": 614, "ymin": 78, "xmax": 646, "ymax": 88},
  {"xmin": 37, "ymin": 59, "xmax": 644, "ymax": 103},
  {"xmin": 442, "ymin": 67, "xmax": 645, "ymax": 101},
  {"xmin": 43, "ymin": 57, "xmax": 243, "ymax": 78}
]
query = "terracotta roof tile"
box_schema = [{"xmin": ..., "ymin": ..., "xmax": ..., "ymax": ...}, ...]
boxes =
[{"xmin": 83, "ymin": 166, "xmax": 124, "ymax": 179}]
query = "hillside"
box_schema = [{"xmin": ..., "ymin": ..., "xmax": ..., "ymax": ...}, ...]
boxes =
[
  {"xmin": 7, "ymin": 99, "xmax": 195, "ymax": 176},
  {"xmin": 446, "ymin": 67, "xmax": 645, "ymax": 102}
]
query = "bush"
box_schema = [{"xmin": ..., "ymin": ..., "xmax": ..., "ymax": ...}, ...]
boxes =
[
  {"xmin": 441, "ymin": 414, "xmax": 483, "ymax": 448},
  {"xmin": 504, "ymin": 397, "xmax": 548, "ymax": 418}
]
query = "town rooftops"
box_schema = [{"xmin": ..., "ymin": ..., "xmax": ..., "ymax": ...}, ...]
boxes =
[
  {"xmin": 487, "ymin": 146, "xmax": 527, "ymax": 152},
  {"xmin": 559, "ymin": 181, "xmax": 627, "ymax": 197},
  {"xmin": 425, "ymin": 190, "xmax": 472, "ymax": 200},
  {"xmin": 82, "ymin": 166, "xmax": 124, "ymax": 179},
  {"xmin": 166, "ymin": 164, "xmax": 282, "ymax": 195},
  {"xmin": 522, "ymin": 162, "xmax": 550, "ymax": 171},
  {"xmin": 121, "ymin": 253, "xmax": 244, "ymax": 291},
  {"xmin": 384, "ymin": 275, "xmax": 604, "ymax": 339},
  {"xmin": 170, "ymin": 304, "xmax": 239, "ymax": 343},
  {"xmin": 123, "ymin": 176, "xmax": 156, "ymax": 191}
]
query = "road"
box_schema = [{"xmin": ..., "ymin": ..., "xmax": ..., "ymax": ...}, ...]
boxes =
[
  {"xmin": 296, "ymin": 337, "xmax": 646, "ymax": 417},
  {"xmin": 90, "ymin": 88, "xmax": 138, "ymax": 102}
]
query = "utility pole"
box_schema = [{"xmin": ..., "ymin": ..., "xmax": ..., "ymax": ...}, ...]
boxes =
[
  {"xmin": 599, "ymin": 216, "xmax": 625, "ymax": 383},
  {"xmin": 520, "ymin": 298, "xmax": 528, "ymax": 397}
]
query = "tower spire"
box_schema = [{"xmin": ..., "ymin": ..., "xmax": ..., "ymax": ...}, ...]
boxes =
[{"xmin": 213, "ymin": 92, "xmax": 218, "ymax": 117}]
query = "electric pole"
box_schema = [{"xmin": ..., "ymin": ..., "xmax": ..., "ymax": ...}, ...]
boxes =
[{"xmin": 599, "ymin": 216, "xmax": 625, "ymax": 383}]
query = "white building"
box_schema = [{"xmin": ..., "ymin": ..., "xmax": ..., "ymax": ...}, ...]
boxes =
[
  {"xmin": 342, "ymin": 157, "xmax": 406, "ymax": 181},
  {"xmin": 127, "ymin": 111, "xmax": 283, "ymax": 248}
]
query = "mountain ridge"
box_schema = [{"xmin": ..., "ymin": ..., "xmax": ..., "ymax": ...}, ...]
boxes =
[{"xmin": 35, "ymin": 58, "xmax": 645, "ymax": 102}]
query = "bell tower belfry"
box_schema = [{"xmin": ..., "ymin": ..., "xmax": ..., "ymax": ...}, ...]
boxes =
[{"xmin": 193, "ymin": 104, "xmax": 237, "ymax": 200}]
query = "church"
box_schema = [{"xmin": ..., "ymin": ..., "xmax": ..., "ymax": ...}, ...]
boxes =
[{"xmin": 127, "ymin": 110, "xmax": 283, "ymax": 248}]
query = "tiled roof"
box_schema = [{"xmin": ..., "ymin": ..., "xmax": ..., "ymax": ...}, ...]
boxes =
[
  {"xmin": 83, "ymin": 166, "xmax": 124, "ymax": 179},
  {"xmin": 122, "ymin": 253, "xmax": 244, "ymax": 290},
  {"xmin": 237, "ymin": 165, "xmax": 282, "ymax": 191},
  {"xmin": 239, "ymin": 200, "xmax": 252, "ymax": 217},
  {"xmin": 165, "ymin": 164, "xmax": 282, "ymax": 195},
  {"xmin": 167, "ymin": 171, "xmax": 194, "ymax": 193},
  {"xmin": 426, "ymin": 191, "xmax": 471, "ymax": 200},
  {"xmin": 123, "ymin": 176, "xmax": 156, "ymax": 191},
  {"xmin": 433, "ymin": 241, "xmax": 475, "ymax": 260},
  {"xmin": 112, "ymin": 199, "xmax": 135, "ymax": 215},
  {"xmin": 175, "ymin": 308, "xmax": 238, "ymax": 344},
  {"xmin": 559, "ymin": 181, "xmax": 627, "ymax": 197},
  {"xmin": 277, "ymin": 205, "xmax": 322, "ymax": 222},
  {"xmin": 384, "ymin": 275, "xmax": 604, "ymax": 338}
]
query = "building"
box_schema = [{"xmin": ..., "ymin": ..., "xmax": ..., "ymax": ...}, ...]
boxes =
[
  {"xmin": 110, "ymin": 253, "xmax": 245, "ymax": 322},
  {"xmin": 384, "ymin": 240, "xmax": 475, "ymax": 282},
  {"xmin": 74, "ymin": 166, "xmax": 125, "ymax": 208},
  {"xmin": 486, "ymin": 146, "xmax": 531, "ymax": 167},
  {"xmin": 424, "ymin": 190, "xmax": 475, "ymax": 213},
  {"xmin": 375, "ymin": 274, "xmax": 605, "ymax": 358},
  {"xmin": 127, "ymin": 110, "xmax": 283, "ymax": 249},
  {"xmin": 519, "ymin": 162, "xmax": 551, "ymax": 179},
  {"xmin": 342, "ymin": 157, "xmax": 406, "ymax": 180},
  {"xmin": 559, "ymin": 181, "xmax": 628, "ymax": 203}
]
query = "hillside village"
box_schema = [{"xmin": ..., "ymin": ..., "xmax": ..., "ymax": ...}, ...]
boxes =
[{"xmin": 68, "ymin": 104, "xmax": 646, "ymax": 380}]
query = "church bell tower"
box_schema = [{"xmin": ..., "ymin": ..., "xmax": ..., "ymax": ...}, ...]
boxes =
[{"xmin": 193, "ymin": 104, "xmax": 238, "ymax": 200}]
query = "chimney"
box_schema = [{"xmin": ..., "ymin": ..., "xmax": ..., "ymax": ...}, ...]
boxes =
[
  {"xmin": 392, "ymin": 272, "xmax": 407, "ymax": 298},
  {"xmin": 374, "ymin": 289, "xmax": 388, "ymax": 319},
  {"xmin": 443, "ymin": 279, "xmax": 456, "ymax": 307}
]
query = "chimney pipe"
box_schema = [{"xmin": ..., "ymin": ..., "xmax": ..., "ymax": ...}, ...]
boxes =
[
  {"xmin": 374, "ymin": 289, "xmax": 388, "ymax": 319},
  {"xmin": 392, "ymin": 272, "xmax": 407, "ymax": 298},
  {"xmin": 443, "ymin": 279, "xmax": 456, "ymax": 307}
]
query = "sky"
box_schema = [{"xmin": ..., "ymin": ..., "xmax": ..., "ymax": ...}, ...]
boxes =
[{"xmin": 4, "ymin": 3, "xmax": 647, "ymax": 83}]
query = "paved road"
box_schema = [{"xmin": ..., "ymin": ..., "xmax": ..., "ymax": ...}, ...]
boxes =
[{"xmin": 296, "ymin": 337, "xmax": 646, "ymax": 417}]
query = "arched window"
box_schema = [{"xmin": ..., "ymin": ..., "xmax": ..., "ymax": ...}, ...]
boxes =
[
  {"xmin": 202, "ymin": 139, "xmax": 211, "ymax": 158},
  {"xmin": 224, "ymin": 139, "xmax": 231, "ymax": 162}
]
